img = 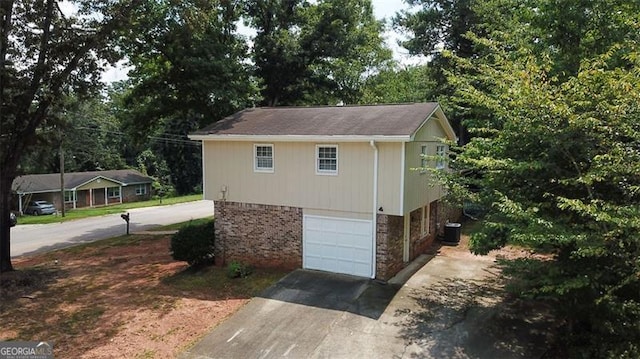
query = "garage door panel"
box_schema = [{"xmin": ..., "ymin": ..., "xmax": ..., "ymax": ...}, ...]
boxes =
[
  {"xmin": 351, "ymin": 248, "xmax": 371, "ymax": 261},
  {"xmin": 303, "ymin": 215, "xmax": 373, "ymax": 278}
]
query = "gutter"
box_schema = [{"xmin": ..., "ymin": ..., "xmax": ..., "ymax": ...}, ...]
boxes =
[
  {"xmin": 189, "ymin": 134, "xmax": 412, "ymax": 143},
  {"xmin": 369, "ymin": 140, "xmax": 378, "ymax": 279}
]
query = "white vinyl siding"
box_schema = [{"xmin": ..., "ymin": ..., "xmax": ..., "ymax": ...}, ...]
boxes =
[
  {"xmin": 316, "ymin": 145, "xmax": 338, "ymax": 175},
  {"xmin": 403, "ymin": 118, "xmax": 449, "ymax": 213},
  {"xmin": 254, "ymin": 144, "xmax": 274, "ymax": 172},
  {"xmin": 202, "ymin": 141, "xmax": 376, "ymax": 214}
]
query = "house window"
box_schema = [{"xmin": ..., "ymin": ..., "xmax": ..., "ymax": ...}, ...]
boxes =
[
  {"xmin": 64, "ymin": 191, "xmax": 75, "ymax": 203},
  {"xmin": 420, "ymin": 145, "xmax": 428, "ymax": 174},
  {"xmin": 421, "ymin": 205, "xmax": 430, "ymax": 235},
  {"xmin": 254, "ymin": 144, "xmax": 274, "ymax": 172},
  {"xmin": 135, "ymin": 184, "xmax": 147, "ymax": 195},
  {"xmin": 316, "ymin": 145, "xmax": 338, "ymax": 174},
  {"xmin": 436, "ymin": 145, "xmax": 447, "ymax": 169},
  {"xmin": 107, "ymin": 187, "xmax": 120, "ymax": 198}
]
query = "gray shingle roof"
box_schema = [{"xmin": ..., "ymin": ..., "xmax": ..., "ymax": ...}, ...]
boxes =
[
  {"xmin": 192, "ymin": 103, "xmax": 440, "ymax": 137},
  {"xmin": 12, "ymin": 169, "xmax": 154, "ymax": 194}
]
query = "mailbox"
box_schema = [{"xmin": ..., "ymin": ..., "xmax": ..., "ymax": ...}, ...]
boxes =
[{"xmin": 121, "ymin": 212, "xmax": 130, "ymax": 234}]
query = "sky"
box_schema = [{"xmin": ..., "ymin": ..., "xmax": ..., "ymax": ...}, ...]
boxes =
[{"xmin": 100, "ymin": 0, "xmax": 423, "ymax": 83}]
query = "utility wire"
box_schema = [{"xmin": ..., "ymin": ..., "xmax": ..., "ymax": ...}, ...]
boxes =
[{"xmin": 75, "ymin": 126, "xmax": 202, "ymax": 146}]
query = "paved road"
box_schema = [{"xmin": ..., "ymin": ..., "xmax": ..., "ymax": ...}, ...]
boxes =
[{"xmin": 10, "ymin": 200, "xmax": 214, "ymax": 257}]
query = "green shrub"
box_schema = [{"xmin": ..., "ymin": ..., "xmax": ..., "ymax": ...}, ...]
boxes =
[
  {"xmin": 170, "ymin": 220, "xmax": 215, "ymax": 267},
  {"xmin": 226, "ymin": 261, "xmax": 253, "ymax": 279}
]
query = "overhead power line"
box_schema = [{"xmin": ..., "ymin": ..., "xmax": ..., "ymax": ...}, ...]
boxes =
[{"xmin": 75, "ymin": 126, "xmax": 202, "ymax": 147}]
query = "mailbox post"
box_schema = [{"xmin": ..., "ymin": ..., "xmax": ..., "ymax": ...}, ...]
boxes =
[{"xmin": 120, "ymin": 212, "xmax": 130, "ymax": 235}]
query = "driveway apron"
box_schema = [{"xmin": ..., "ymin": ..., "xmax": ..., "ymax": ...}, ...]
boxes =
[{"xmin": 182, "ymin": 244, "xmax": 550, "ymax": 359}]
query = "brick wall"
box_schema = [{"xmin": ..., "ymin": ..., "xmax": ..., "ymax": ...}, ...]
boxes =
[
  {"xmin": 214, "ymin": 201, "xmax": 302, "ymax": 269},
  {"xmin": 213, "ymin": 200, "xmax": 460, "ymax": 280},
  {"xmin": 409, "ymin": 207, "xmax": 433, "ymax": 259},
  {"xmin": 431, "ymin": 200, "xmax": 463, "ymax": 237},
  {"xmin": 376, "ymin": 214, "xmax": 404, "ymax": 280}
]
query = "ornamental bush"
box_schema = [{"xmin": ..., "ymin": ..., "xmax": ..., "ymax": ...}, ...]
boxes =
[
  {"xmin": 170, "ymin": 220, "xmax": 215, "ymax": 267},
  {"xmin": 226, "ymin": 261, "xmax": 253, "ymax": 279}
]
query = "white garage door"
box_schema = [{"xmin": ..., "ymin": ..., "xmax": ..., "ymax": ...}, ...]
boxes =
[{"xmin": 303, "ymin": 215, "xmax": 373, "ymax": 278}]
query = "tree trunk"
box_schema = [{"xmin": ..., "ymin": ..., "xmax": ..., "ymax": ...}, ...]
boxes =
[{"xmin": 0, "ymin": 170, "xmax": 15, "ymax": 272}]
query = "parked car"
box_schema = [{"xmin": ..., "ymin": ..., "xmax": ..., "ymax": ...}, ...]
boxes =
[
  {"xmin": 24, "ymin": 201, "xmax": 56, "ymax": 215},
  {"xmin": 10, "ymin": 212, "xmax": 17, "ymax": 227}
]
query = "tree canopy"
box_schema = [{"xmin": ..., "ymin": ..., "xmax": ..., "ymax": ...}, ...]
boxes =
[
  {"xmin": 428, "ymin": 0, "xmax": 640, "ymax": 355},
  {"xmin": 247, "ymin": 0, "xmax": 392, "ymax": 106},
  {"xmin": 0, "ymin": 0, "xmax": 141, "ymax": 272},
  {"xmin": 117, "ymin": 0, "xmax": 255, "ymax": 194}
]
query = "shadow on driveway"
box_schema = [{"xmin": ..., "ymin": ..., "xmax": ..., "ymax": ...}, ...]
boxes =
[
  {"xmin": 396, "ymin": 275, "xmax": 555, "ymax": 359},
  {"xmin": 259, "ymin": 269, "xmax": 401, "ymax": 320},
  {"xmin": 181, "ymin": 269, "xmax": 405, "ymax": 359}
]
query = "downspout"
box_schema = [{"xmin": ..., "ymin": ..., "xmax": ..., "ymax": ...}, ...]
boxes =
[
  {"xmin": 369, "ymin": 140, "xmax": 378, "ymax": 279},
  {"xmin": 201, "ymin": 141, "xmax": 206, "ymax": 200}
]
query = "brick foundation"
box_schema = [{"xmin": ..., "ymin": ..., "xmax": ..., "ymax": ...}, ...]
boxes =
[
  {"xmin": 214, "ymin": 200, "xmax": 460, "ymax": 280},
  {"xmin": 409, "ymin": 207, "xmax": 433, "ymax": 259},
  {"xmin": 214, "ymin": 201, "xmax": 302, "ymax": 269},
  {"xmin": 376, "ymin": 214, "xmax": 404, "ymax": 280},
  {"xmin": 376, "ymin": 200, "xmax": 461, "ymax": 281}
]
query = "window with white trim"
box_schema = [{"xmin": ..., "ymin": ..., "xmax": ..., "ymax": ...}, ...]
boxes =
[
  {"xmin": 420, "ymin": 145, "xmax": 428, "ymax": 174},
  {"xmin": 135, "ymin": 184, "xmax": 147, "ymax": 195},
  {"xmin": 421, "ymin": 205, "xmax": 430, "ymax": 235},
  {"xmin": 254, "ymin": 144, "xmax": 274, "ymax": 172},
  {"xmin": 64, "ymin": 191, "xmax": 75, "ymax": 203},
  {"xmin": 316, "ymin": 145, "xmax": 338, "ymax": 174},
  {"xmin": 107, "ymin": 187, "xmax": 120, "ymax": 198},
  {"xmin": 436, "ymin": 145, "xmax": 447, "ymax": 169}
]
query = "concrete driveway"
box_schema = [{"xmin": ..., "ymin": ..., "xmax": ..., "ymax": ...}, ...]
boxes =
[{"xmin": 182, "ymin": 242, "xmax": 551, "ymax": 359}]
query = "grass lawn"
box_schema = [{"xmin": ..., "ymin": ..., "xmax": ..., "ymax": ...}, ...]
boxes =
[
  {"xmin": 17, "ymin": 194, "xmax": 203, "ymax": 225},
  {"xmin": 0, "ymin": 219, "xmax": 288, "ymax": 358},
  {"xmin": 151, "ymin": 216, "xmax": 214, "ymax": 231}
]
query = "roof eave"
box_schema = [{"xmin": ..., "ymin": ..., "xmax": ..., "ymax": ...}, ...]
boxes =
[
  {"xmin": 408, "ymin": 105, "xmax": 458, "ymax": 142},
  {"xmin": 188, "ymin": 134, "xmax": 412, "ymax": 143}
]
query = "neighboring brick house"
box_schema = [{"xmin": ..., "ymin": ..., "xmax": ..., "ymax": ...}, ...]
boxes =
[
  {"xmin": 12, "ymin": 169, "xmax": 154, "ymax": 213},
  {"xmin": 190, "ymin": 103, "xmax": 461, "ymax": 280}
]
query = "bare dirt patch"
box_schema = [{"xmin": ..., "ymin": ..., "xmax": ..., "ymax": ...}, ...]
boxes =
[{"xmin": 0, "ymin": 234, "xmax": 287, "ymax": 358}]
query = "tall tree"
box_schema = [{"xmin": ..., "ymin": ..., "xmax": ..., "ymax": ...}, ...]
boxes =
[
  {"xmin": 119, "ymin": 0, "xmax": 255, "ymax": 194},
  {"xmin": 0, "ymin": 0, "xmax": 139, "ymax": 272},
  {"xmin": 244, "ymin": 0, "xmax": 305, "ymax": 106},
  {"xmin": 19, "ymin": 95, "xmax": 127, "ymax": 174},
  {"xmin": 394, "ymin": 0, "xmax": 478, "ymax": 58},
  {"xmin": 439, "ymin": 0, "xmax": 640, "ymax": 355},
  {"xmin": 359, "ymin": 65, "xmax": 436, "ymax": 104},
  {"xmin": 393, "ymin": 0, "xmax": 484, "ymax": 143},
  {"xmin": 246, "ymin": 0, "xmax": 392, "ymax": 106}
]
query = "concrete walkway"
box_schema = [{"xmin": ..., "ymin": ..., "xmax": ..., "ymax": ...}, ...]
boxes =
[{"xmin": 181, "ymin": 241, "xmax": 551, "ymax": 359}]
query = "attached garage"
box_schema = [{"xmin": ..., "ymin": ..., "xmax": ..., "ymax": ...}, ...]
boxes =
[{"xmin": 303, "ymin": 215, "xmax": 374, "ymax": 278}]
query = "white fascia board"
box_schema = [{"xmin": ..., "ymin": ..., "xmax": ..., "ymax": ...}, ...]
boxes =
[
  {"xmin": 74, "ymin": 175, "xmax": 125, "ymax": 189},
  {"xmin": 188, "ymin": 134, "xmax": 411, "ymax": 143},
  {"xmin": 409, "ymin": 105, "xmax": 457, "ymax": 142},
  {"xmin": 15, "ymin": 189, "xmax": 61, "ymax": 195}
]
